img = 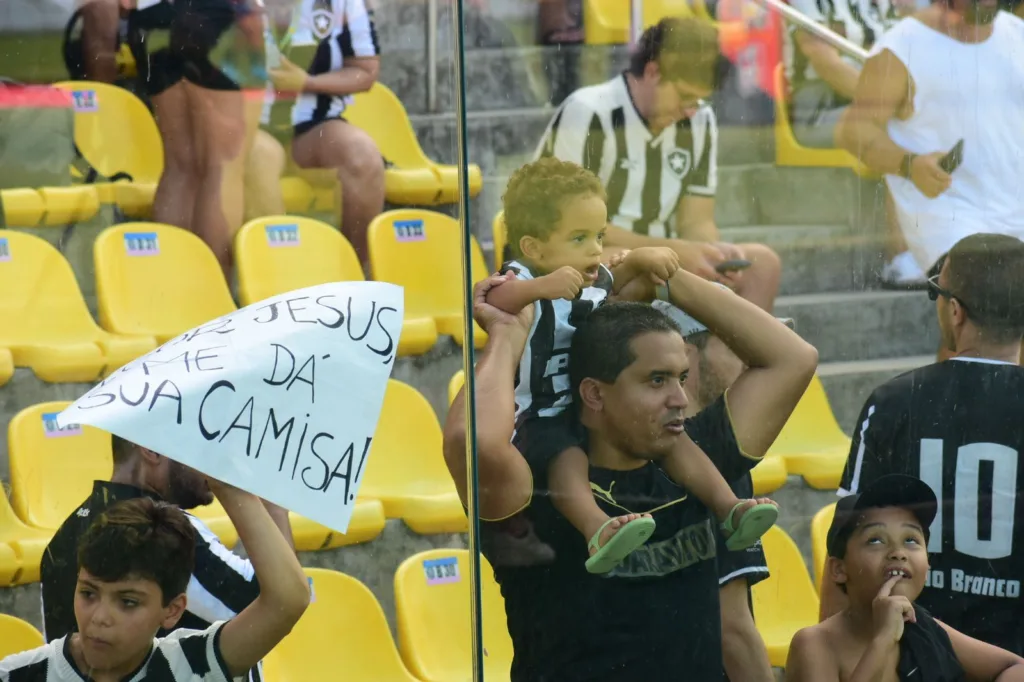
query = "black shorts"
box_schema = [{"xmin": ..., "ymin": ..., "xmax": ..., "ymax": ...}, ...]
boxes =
[
  {"xmin": 512, "ymin": 412, "xmax": 586, "ymax": 474},
  {"xmin": 144, "ymin": 0, "xmax": 244, "ymax": 96}
]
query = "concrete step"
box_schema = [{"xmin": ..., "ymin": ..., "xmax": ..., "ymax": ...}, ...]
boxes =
[
  {"xmin": 818, "ymin": 355, "xmax": 933, "ymax": 434},
  {"xmin": 775, "ymin": 291, "xmax": 939, "ymax": 364}
]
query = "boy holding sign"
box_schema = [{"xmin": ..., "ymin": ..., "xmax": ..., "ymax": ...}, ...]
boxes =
[
  {"xmin": 0, "ymin": 479, "xmax": 309, "ymax": 682},
  {"xmin": 786, "ymin": 474, "xmax": 1024, "ymax": 682},
  {"xmin": 491, "ymin": 157, "xmax": 777, "ymax": 574}
]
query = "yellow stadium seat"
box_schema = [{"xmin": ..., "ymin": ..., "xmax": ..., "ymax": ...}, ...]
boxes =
[
  {"xmin": 773, "ymin": 65, "xmax": 873, "ymax": 176},
  {"xmin": 94, "ymin": 223, "xmax": 236, "ymax": 343},
  {"xmin": 493, "ymin": 211, "xmax": 508, "ymax": 268},
  {"xmin": 752, "ymin": 526, "xmax": 820, "ymax": 667},
  {"xmin": 0, "ymin": 230, "xmax": 156, "ymax": 382},
  {"xmin": 0, "ymin": 614, "xmax": 44, "ymax": 659},
  {"xmin": 0, "ymin": 348, "xmax": 13, "ymax": 386},
  {"xmin": 359, "ymin": 380, "xmax": 468, "ymax": 534},
  {"xmin": 345, "ymin": 83, "xmax": 483, "ymax": 205},
  {"xmin": 750, "ymin": 454, "xmax": 788, "ymax": 496},
  {"xmin": 767, "ymin": 375, "xmax": 851, "ymax": 489},
  {"xmin": 368, "ymin": 209, "xmax": 487, "ymax": 349},
  {"xmin": 811, "ymin": 502, "xmax": 836, "ymax": 588},
  {"xmin": 448, "ymin": 370, "xmax": 465, "ymax": 406},
  {"xmin": 394, "ymin": 549, "xmax": 513, "ymax": 682},
  {"xmin": 1, "ymin": 188, "xmax": 45, "ymax": 227},
  {"xmin": 264, "ymin": 568, "xmax": 421, "ymax": 682},
  {"xmin": 189, "ymin": 500, "xmax": 240, "ymax": 550},
  {"xmin": 287, "ymin": 499, "xmax": 386, "ymax": 552},
  {"xmin": 38, "ymin": 186, "xmax": 101, "ymax": 225},
  {"xmin": 0, "ymin": 490, "xmax": 51, "ymax": 586},
  {"xmin": 53, "ymin": 81, "xmax": 163, "ymax": 217},
  {"xmin": 8, "ymin": 401, "xmax": 112, "ymax": 531},
  {"xmin": 278, "ymin": 177, "xmax": 314, "ymax": 214},
  {"xmin": 584, "ymin": 0, "xmax": 694, "ymax": 45},
  {"xmin": 235, "ymin": 215, "xmax": 363, "ymax": 301}
]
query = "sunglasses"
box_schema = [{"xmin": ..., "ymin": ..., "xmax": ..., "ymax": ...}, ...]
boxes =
[{"xmin": 927, "ymin": 275, "xmax": 969, "ymax": 312}]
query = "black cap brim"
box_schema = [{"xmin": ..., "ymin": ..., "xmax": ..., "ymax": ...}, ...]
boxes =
[{"xmin": 826, "ymin": 474, "xmax": 937, "ymax": 558}]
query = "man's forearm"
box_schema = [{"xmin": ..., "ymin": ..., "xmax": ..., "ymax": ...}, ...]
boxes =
[
  {"xmin": 838, "ymin": 111, "xmax": 909, "ymax": 175},
  {"xmin": 305, "ymin": 66, "xmax": 377, "ymax": 96}
]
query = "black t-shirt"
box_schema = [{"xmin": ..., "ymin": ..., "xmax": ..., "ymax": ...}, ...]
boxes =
[
  {"xmin": 482, "ymin": 395, "xmax": 758, "ymax": 682},
  {"xmin": 839, "ymin": 358, "xmax": 1024, "ymax": 655}
]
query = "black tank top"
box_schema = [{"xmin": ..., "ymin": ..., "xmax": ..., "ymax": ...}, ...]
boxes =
[{"xmin": 898, "ymin": 605, "xmax": 966, "ymax": 682}]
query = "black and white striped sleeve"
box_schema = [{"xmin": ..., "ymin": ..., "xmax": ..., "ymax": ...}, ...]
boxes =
[
  {"xmin": 535, "ymin": 96, "xmax": 606, "ymax": 176},
  {"xmin": 341, "ymin": 0, "xmax": 380, "ymax": 57},
  {"xmin": 686, "ymin": 106, "xmax": 718, "ymax": 197},
  {"xmin": 185, "ymin": 516, "xmax": 260, "ymax": 623},
  {"xmin": 838, "ymin": 388, "xmax": 904, "ymax": 497},
  {"xmin": 0, "ymin": 640, "xmax": 54, "ymax": 682},
  {"xmin": 156, "ymin": 622, "xmax": 240, "ymax": 682}
]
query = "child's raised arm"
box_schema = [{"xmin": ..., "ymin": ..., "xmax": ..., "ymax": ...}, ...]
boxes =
[
  {"xmin": 212, "ymin": 481, "xmax": 310, "ymax": 678},
  {"xmin": 940, "ymin": 620, "xmax": 1024, "ymax": 681},
  {"xmin": 486, "ymin": 267, "xmax": 585, "ymax": 314},
  {"xmin": 609, "ymin": 247, "xmax": 680, "ymax": 293}
]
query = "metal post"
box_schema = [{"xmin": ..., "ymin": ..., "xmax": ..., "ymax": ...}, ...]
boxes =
[
  {"xmin": 750, "ymin": 0, "xmax": 869, "ymax": 60},
  {"xmin": 427, "ymin": 0, "xmax": 438, "ymax": 111},
  {"xmin": 630, "ymin": 0, "xmax": 644, "ymax": 45}
]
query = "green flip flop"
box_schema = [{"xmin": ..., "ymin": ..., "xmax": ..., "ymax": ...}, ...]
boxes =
[
  {"xmin": 722, "ymin": 501, "xmax": 778, "ymax": 551},
  {"xmin": 585, "ymin": 516, "xmax": 657, "ymax": 574}
]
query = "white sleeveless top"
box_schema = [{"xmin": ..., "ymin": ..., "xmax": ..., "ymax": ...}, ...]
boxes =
[{"xmin": 872, "ymin": 12, "xmax": 1024, "ymax": 270}]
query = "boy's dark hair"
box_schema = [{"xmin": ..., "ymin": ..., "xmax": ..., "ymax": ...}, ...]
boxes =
[
  {"xmin": 502, "ymin": 157, "xmax": 606, "ymax": 259},
  {"xmin": 627, "ymin": 17, "xmax": 723, "ymax": 92},
  {"xmin": 111, "ymin": 434, "xmax": 138, "ymax": 467},
  {"xmin": 944, "ymin": 233, "xmax": 1024, "ymax": 344},
  {"xmin": 570, "ymin": 302, "xmax": 682, "ymax": 401},
  {"xmin": 78, "ymin": 497, "xmax": 196, "ymax": 605}
]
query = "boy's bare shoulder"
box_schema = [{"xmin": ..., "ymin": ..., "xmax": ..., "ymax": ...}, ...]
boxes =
[{"xmin": 792, "ymin": 615, "xmax": 850, "ymax": 655}]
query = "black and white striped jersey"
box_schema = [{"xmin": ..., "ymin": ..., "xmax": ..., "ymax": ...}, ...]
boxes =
[
  {"xmin": 533, "ymin": 73, "xmax": 718, "ymax": 240},
  {"xmin": 0, "ymin": 621, "xmax": 241, "ymax": 682},
  {"xmin": 40, "ymin": 482, "xmax": 262, "ymax": 682},
  {"xmin": 500, "ymin": 260, "xmax": 613, "ymax": 427},
  {"xmin": 289, "ymin": 0, "xmax": 379, "ymax": 129}
]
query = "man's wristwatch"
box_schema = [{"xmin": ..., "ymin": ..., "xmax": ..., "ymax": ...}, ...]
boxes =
[{"xmin": 899, "ymin": 153, "xmax": 917, "ymax": 179}]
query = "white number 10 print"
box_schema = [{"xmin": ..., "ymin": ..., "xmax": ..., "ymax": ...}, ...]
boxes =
[{"xmin": 919, "ymin": 439, "xmax": 1017, "ymax": 559}]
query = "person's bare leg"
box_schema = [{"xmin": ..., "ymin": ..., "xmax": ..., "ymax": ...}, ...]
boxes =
[
  {"xmin": 884, "ymin": 188, "xmax": 909, "ymax": 260},
  {"xmin": 151, "ymin": 83, "xmax": 199, "ymax": 230},
  {"xmin": 292, "ymin": 120, "xmax": 385, "ymax": 264},
  {"xmin": 80, "ymin": 0, "xmax": 120, "ymax": 83},
  {"xmin": 733, "ymin": 243, "xmax": 782, "ymax": 313},
  {"xmin": 244, "ymin": 129, "xmax": 286, "ymax": 221},
  {"xmin": 549, "ymin": 447, "xmax": 625, "ymax": 548},
  {"xmin": 186, "ymin": 83, "xmax": 250, "ymax": 276}
]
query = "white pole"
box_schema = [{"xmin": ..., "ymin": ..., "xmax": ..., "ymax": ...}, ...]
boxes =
[{"xmin": 630, "ymin": 0, "xmax": 644, "ymax": 45}]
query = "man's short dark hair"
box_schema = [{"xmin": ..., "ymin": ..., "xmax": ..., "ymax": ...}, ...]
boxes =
[
  {"xmin": 570, "ymin": 302, "xmax": 682, "ymax": 400},
  {"xmin": 945, "ymin": 233, "xmax": 1024, "ymax": 344},
  {"xmin": 78, "ymin": 497, "xmax": 196, "ymax": 604},
  {"xmin": 627, "ymin": 17, "xmax": 723, "ymax": 91},
  {"xmin": 111, "ymin": 434, "xmax": 139, "ymax": 467},
  {"xmin": 503, "ymin": 157, "xmax": 606, "ymax": 259}
]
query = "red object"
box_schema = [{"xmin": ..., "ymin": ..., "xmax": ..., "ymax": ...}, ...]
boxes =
[
  {"xmin": 0, "ymin": 85, "xmax": 73, "ymax": 110},
  {"xmin": 716, "ymin": 0, "xmax": 783, "ymax": 99}
]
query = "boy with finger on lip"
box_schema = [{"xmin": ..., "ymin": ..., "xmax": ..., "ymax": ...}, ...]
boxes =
[{"xmin": 786, "ymin": 474, "xmax": 1024, "ymax": 682}]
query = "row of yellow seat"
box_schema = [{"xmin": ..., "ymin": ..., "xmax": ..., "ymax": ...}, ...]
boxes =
[
  {"xmin": 0, "ymin": 528, "xmax": 823, "ymax": 678},
  {"xmin": 0, "ymin": 208, "xmax": 490, "ymax": 385},
  {"xmin": 0, "ymin": 378, "xmax": 466, "ymax": 586}
]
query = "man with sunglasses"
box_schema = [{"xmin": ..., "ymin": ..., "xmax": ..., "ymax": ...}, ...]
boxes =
[
  {"xmin": 829, "ymin": 232, "xmax": 1024, "ymax": 654},
  {"xmin": 532, "ymin": 17, "xmax": 782, "ymax": 312}
]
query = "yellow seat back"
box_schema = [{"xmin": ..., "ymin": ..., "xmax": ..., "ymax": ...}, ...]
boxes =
[
  {"xmin": 0, "ymin": 614, "xmax": 44, "ymax": 659},
  {"xmin": 264, "ymin": 568, "xmax": 419, "ymax": 682},
  {"xmin": 752, "ymin": 526, "xmax": 820, "ymax": 667},
  {"xmin": 7, "ymin": 401, "xmax": 113, "ymax": 531},
  {"xmin": 94, "ymin": 223, "xmax": 236, "ymax": 343},
  {"xmin": 360, "ymin": 380, "xmax": 453, "ymax": 498},
  {"xmin": 492, "ymin": 211, "xmax": 508, "ymax": 267},
  {"xmin": 448, "ymin": 370, "xmax": 465, "ymax": 405},
  {"xmin": 235, "ymin": 216, "xmax": 363, "ymax": 306},
  {"xmin": 811, "ymin": 502, "xmax": 836, "ymax": 588},
  {"xmin": 770, "ymin": 375, "xmax": 848, "ymax": 453},
  {"xmin": 345, "ymin": 83, "xmax": 433, "ymax": 170},
  {"xmin": 395, "ymin": 549, "xmax": 513, "ymax": 682},
  {"xmin": 53, "ymin": 81, "xmax": 163, "ymax": 184},
  {"xmin": 0, "ymin": 230, "xmax": 105, "ymax": 345},
  {"xmin": 584, "ymin": 0, "xmax": 694, "ymax": 44},
  {"xmin": 0, "ymin": 189, "xmax": 45, "ymax": 227},
  {"xmin": 367, "ymin": 209, "xmax": 488, "ymax": 330}
]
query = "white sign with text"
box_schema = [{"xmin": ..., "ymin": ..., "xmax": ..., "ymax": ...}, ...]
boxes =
[{"xmin": 58, "ymin": 282, "xmax": 404, "ymax": 534}]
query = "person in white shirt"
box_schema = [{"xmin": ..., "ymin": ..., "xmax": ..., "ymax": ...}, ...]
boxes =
[{"xmin": 837, "ymin": 0, "xmax": 1024, "ymax": 337}]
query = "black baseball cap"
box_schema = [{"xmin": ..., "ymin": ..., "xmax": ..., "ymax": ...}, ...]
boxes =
[{"xmin": 826, "ymin": 474, "xmax": 937, "ymax": 558}]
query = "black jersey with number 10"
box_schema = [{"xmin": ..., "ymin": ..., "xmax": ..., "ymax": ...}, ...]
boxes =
[{"xmin": 839, "ymin": 358, "xmax": 1024, "ymax": 654}]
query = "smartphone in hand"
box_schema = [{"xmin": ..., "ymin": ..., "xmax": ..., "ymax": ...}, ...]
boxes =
[
  {"xmin": 939, "ymin": 139, "xmax": 964, "ymax": 174},
  {"xmin": 715, "ymin": 259, "xmax": 752, "ymax": 274}
]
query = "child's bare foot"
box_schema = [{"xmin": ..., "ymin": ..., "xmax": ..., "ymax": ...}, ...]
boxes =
[
  {"xmin": 720, "ymin": 497, "xmax": 779, "ymax": 551},
  {"xmin": 584, "ymin": 513, "xmax": 656, "ymax": 575}
]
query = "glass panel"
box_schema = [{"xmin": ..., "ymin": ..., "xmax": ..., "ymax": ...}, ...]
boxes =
[
  {"xmin": 452, "ymin": 0, "xmax": 1024, "ymax": 680},
  {"xmin": 0, "ymin": 0, "xmax": 478, "ymax": 678}
]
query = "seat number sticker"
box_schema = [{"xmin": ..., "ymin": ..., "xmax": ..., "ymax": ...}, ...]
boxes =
[
  {"xmin": 124, "ymin": 232, "xmax": 159, "ymax": 256},
  {"xmin": 266, "ymin": 224, "xmax": 300, "ymax": 247},
  {"xmin": 424, "ymin": 556, "xmax": 459, "ymax": 584},
  {"xmin": 395, "ymin": 219, "xmax": 425, "ymax": 242}
]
